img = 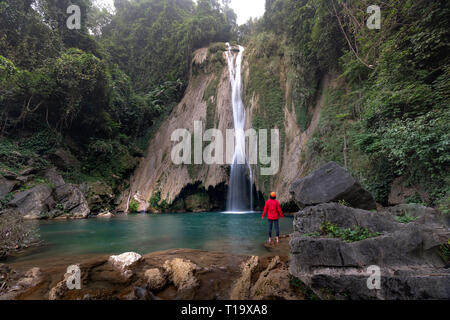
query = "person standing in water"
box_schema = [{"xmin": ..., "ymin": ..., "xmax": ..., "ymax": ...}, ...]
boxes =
[{"xmin": 262, "ymin": 192, "xmax": 284, "ymax": 244}]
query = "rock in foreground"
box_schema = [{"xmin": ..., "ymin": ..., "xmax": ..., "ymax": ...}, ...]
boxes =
[
  {"xmin": 109, "ymin": 252, "xmax": 143, "ymax": 278},
  {"xmin": 289, "ymin": 162, "xmax": 376, "ymax": 210},
  {"xmin": 289, "ymin": 203, "xmax": 450, "ymax": 299},
  {"xmin": 1, "ymin": 249, "xmax": 304, "ymax": 300}
]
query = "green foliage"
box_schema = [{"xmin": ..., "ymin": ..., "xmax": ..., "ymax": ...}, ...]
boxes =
[
  {"xmin": 437, "ymin": 190, "xmax": 450, "ymax": 215},
  {"xmin": 19, "ymin": 129, "xmax": 58, "ymax": 154},
  {"xmin": 149, "ymin": 190, "xmax": 169, "ymax": 210},
  {"xmin": 209, "ymin": 42, "xmax": 227, "ymax": 54},
  {"xmin": 405, "ymin": 192, "xmax": 423, "ymax": 205},
  {"xmin": 102, "ymin": 0, "xmax": 236, "ymax": 91},
  {"xmin": 82, "ymin": 139, "xmax": 138, "ymax": 187},
  {"xmin": 129, "ymin": 200, "xmax": 139, "ymax": 213},
  {"xmin": 439, "ymin": 241, "xmax": 450, "ymax": 263},
  {"xmin": 337, "ymin": 199, "xmax": 349, "ymax": 207},
  {"xmin": 0, "ymin": 136, "xmax": 49, "ymax": 173},
  {"xmin": 258, "ymin": 0, "xmax": 450, "ymax": 208},
  {"xmin": 319, "ymin": 221, "xmax": 382, "ymax": 243},
  {"xmin": 149, "ymin": 191, "xmax": 162, "ymax": 208},
  {"xmin": 0, "ymin": 193, "xmax": 14, "ymax": 207},
  {"xmin": 245, "ymin": 34, "xmax": 286, "ymax": 193},
  {"xmin": 289, "ymin": 275, "xmax": 320, "ymax": 300},
  {"xmin": 394, "ymin": 215, "xmax": 418, "ymax": 224},
  {"xmin": 0, "ymin": 1, "xmax": 203, "ymax": 194}
]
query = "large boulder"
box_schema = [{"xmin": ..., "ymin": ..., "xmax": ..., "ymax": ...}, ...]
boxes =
[
  {"xmin": 45, "ymin": 168, "xmax": 90, "ymax": 218},
  {"xmin": 289, "ymin": 162, "xmax": 376, "ymax": 210},
  {"xmin": 289, "ymin": 203, "xmax": 450, "ymax": 299},
  {"xmin": 45, "ymin": 168, "xmax": 65, "ymax": 188},
  {"xmin": 7, "ymin": 185, "xmax": 54, "ymax": 219},
  {"xmin": 53, "ymin": 184, "xmax": 90, "ymax": 218},
  {"xmin": 0, "ymin": 178, "xmax": 18, "ymax": 199}
]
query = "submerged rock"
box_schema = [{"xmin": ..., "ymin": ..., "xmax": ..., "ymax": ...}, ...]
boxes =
[
  {"xmin": 289, "ymin": 162, "xmax": 376, "ymax": 210},
  {"xmin": 289, "ymin": 202, "xmax": 450, "ymax": 299}
]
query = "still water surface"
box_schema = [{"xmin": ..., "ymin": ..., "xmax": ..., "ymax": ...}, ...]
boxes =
[{"xmin": 12, "ymin": 212, "xmax": 293, "ymax": 263}]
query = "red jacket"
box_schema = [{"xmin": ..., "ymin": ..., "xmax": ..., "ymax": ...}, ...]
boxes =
[{"xmin": 262, "ymin": 199, "xmax": 284, "ymax": 220}]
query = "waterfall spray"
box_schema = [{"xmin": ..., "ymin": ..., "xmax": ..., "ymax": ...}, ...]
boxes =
[{"xmin": 225, "ymin": 43, "xmax": 254, "ymax": 212}]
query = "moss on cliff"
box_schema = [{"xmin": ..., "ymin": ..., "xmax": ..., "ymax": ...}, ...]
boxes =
[{"xmin": 243, "ymin": 39, "xmax": 287, "ymax": 194}]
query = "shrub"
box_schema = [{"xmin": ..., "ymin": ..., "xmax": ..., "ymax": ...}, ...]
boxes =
[
  {"xmin": 394, "ymin": 215, "xmax": 417, "ymax": 224},
  {"xmin": 319, "ymin": 221, "xmax": 382, "ymax": 243},
  {"xmin": 129, "ymin": 200, "xmax": 139, "ymax": 213},
  {"xmin": 439, "ymin": 241, "xmax": 450, "ymax": 263},
  {"xmin": 209, "ymin": 42, "xmax": 227, "ymax": 54},
  {"xmin": 289, "ymin": 275, "xmax": 320, "ymax": 300}
]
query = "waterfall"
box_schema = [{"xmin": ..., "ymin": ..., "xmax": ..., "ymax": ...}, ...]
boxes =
[{"xmin": 225, "ymin": 43, "xmax": 254, "ymax": 212}]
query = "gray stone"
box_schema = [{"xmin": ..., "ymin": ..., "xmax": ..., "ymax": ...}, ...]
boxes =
[
  {"xmin": 53, "ymin": 184, "xmax": 90, "ymax": 218},
  {"xmin": 45, "ymin": 167, "xmax": 65, "ymax": 188},
  {"xmin": 289, "ymin": 162, "xmax": 376, "ymax": 210},
  {"xmin": 47, "ymin": 148, "xmax": 80, "ymax": 171},
  {"xmin": 2, "ymin": 172, "xmax": 17, "ymax": 180},
  {"xmin": 19, "ymin": 168, "xmax": 38, "ymax": 176},
  {"xmin": 303, "ymin": 266, "xmax": 450, "ymax": 300},
  {"xmin": 0, "ymin": 178, "xmax": 18, "ymax": 199},
  {"xmin": 7, "ymin": 185, "xmax": 54, "ymax": 219},
  {"xmin": 289, "ymin": 202, "xmax": 450, "ymax": 300}
]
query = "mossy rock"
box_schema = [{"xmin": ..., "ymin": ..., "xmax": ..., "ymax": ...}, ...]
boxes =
[{"xmin": 85, "ymin": 181, "xmax": 114, "ymax": 213}]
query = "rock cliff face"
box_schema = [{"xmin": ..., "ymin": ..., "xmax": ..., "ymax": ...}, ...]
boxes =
[
  {"xmin": 118, "ymin": 47, "xmax": 234, "ymax": 212},
  {"xmin": 120, "ymin": 45, "xmax": 335, "ymax": 212}
]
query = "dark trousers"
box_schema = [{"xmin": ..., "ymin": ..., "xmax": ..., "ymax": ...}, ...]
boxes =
[{"xmin": 268, "ymin": 219, "xmax": 279, "ymax": 238}]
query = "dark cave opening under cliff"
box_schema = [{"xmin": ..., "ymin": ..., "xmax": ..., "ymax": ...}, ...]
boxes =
[{"xmin": 168, "ymin": 181, "xmax": 267, "ymax": 213}]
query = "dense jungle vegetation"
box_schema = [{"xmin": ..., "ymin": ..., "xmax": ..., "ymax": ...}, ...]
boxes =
[
  {"xmin": 241, "ymin": 0, "xmax": 449, "ymax": 209},
  {"xmin": 0, "ymin": 0, "xmax": 236, "ymax": 190}
]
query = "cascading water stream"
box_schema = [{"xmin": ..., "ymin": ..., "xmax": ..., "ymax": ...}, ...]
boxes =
[{"xmin": 225, "ymin": 43, "xmax": 254, "ymax": 213}]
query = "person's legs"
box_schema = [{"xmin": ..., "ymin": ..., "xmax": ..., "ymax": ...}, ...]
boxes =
[
  {"xmin": 274, "ymin": 220, "xmax": 280, "ymax": 243},
  {"xmin": 268, "ymin": 219, "xmax": 273, "ymax": 242}
]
